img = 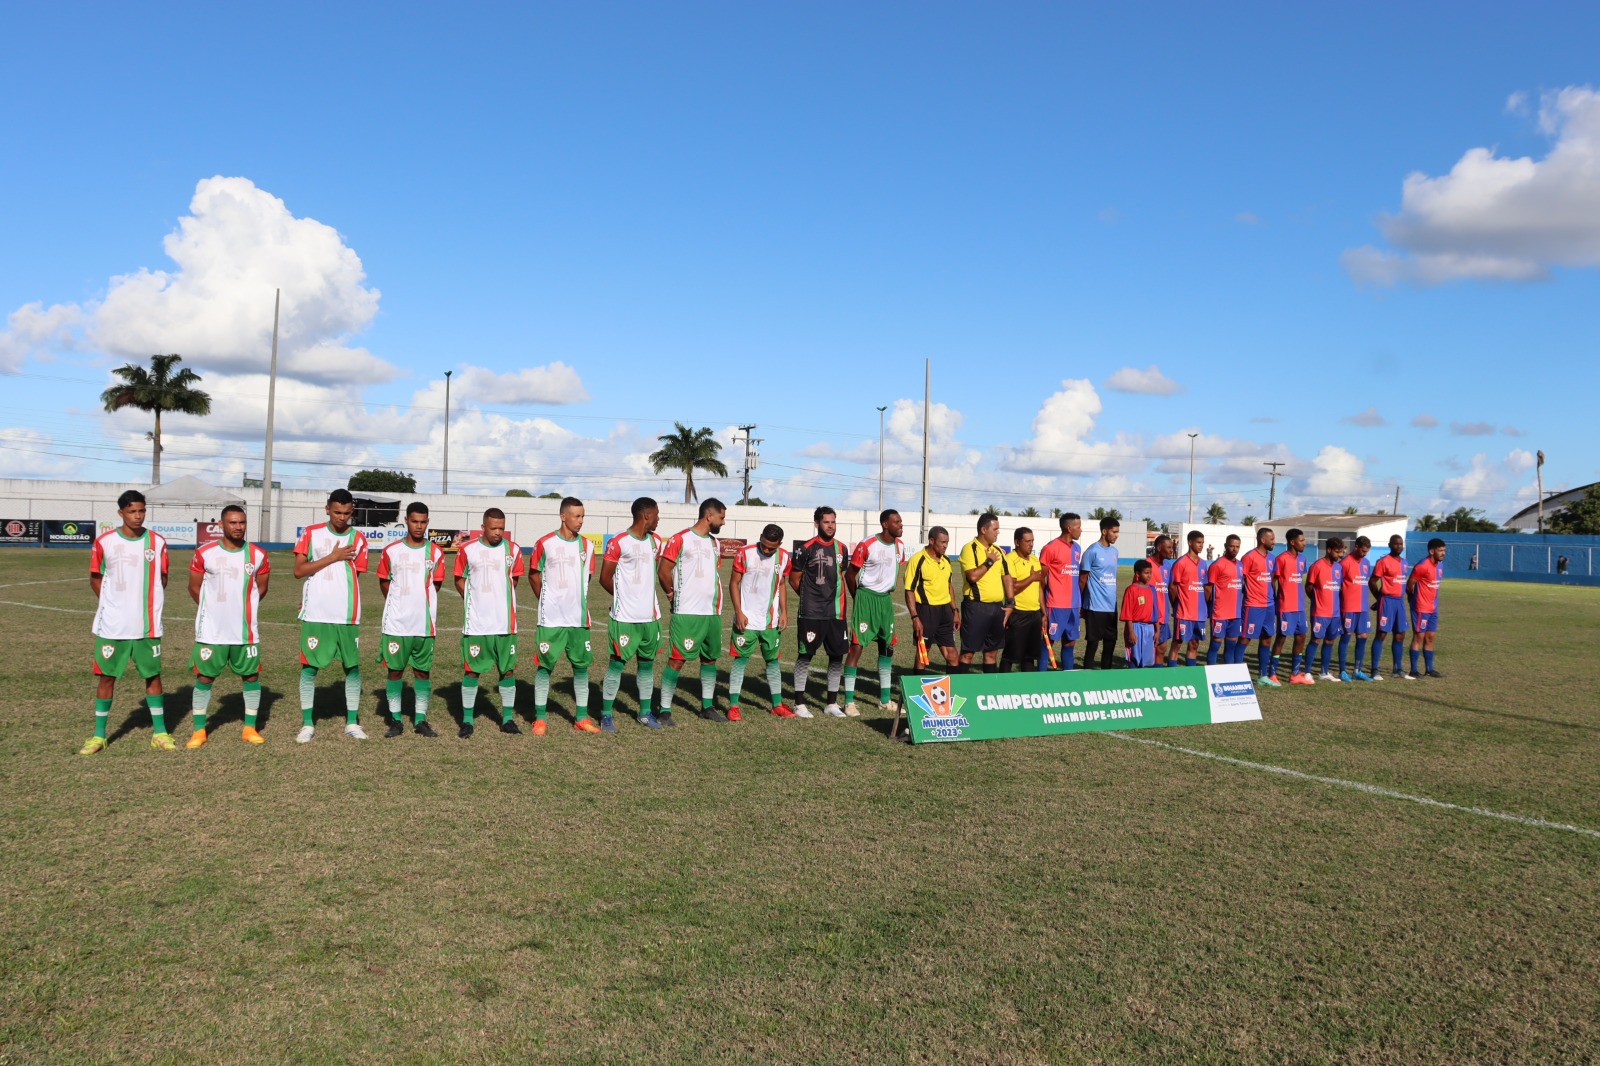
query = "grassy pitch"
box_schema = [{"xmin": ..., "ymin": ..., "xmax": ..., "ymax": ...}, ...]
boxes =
[{"xmin": 1, "ymin": 547, "xmax": 1597, "ymax": 1063}]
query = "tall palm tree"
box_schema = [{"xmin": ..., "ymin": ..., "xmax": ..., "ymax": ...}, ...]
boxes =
[
  {"xmin": 648, "ymin": 422, "xmax": 729, "ymax": 504},
  {"xmin": 100, "ymin": 353, "xmax": 212, "ymax": 484},
  {"xmin": 1204, "ymin": 501, "xmax": 1227, "ymax": 524}
]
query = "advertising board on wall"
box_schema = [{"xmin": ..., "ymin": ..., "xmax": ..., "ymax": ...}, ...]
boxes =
[
  {"xmin": 1, "ymin": 519, "xmax": 42, "ymax": 546},
  {"xmin": 42, "ymin": 520, "xmax": 95, "ymax": 547}
]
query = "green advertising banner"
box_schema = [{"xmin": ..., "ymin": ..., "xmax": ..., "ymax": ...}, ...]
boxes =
[{"xmin": 901, "ymin": 663, "xmax": 1261, "ymax": 744}]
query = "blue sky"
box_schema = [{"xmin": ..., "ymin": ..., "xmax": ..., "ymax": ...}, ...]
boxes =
[{"xmin": 3, "ymin": 2, "xmax": 1597, "ymax": 524}]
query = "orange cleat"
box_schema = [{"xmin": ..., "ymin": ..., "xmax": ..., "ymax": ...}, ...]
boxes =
[
  {"xmin": 241, "ymin": 726, "xmax": 265, "ymax": 744},
  {"xmin": 727, "ymin": 706, "xmax": 743, "ymax": 722},
  {"xmin": 185, "ymin": 729, "xmax": 208, "ymax": 750},
  {"xmin": 771, "ymin": 705, "xmax": 797, "ymax": 718},
  {"xmin": 574, "ymin": 718, "xmax": 601, "ymax": 733},
  {"xmin": 532, "ymin": 719, "xmax": 548, "ymax": 736}
]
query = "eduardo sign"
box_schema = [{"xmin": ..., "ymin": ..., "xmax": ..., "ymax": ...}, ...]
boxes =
[{"xmin": 901, "ymin": 663, "xmax": 1261, "ymax": 744}]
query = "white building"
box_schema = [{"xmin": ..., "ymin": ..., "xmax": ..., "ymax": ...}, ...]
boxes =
[{"xmin": 1178, "ymin": 513, "xmax": 1408, "ymax": 558}]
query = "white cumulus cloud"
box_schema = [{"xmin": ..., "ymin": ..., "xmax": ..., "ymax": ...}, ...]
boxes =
[
  {"xmin": 1344, "ymin": 86, "xmax": 1600, "ymax": 284},
  {"xmin": 1301, "ymin": 445, "xmax": 1366, "ymax": 500},
  {"xmin": 1104, "ymin": 364, "xmax": 1182, "ymax": 396},
  {"xmin": 0, "ymin": 302, "xmax": 83, "ymax": 373}
]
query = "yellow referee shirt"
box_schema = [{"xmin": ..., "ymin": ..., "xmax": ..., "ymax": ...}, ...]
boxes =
[
  {"xmin": 959, "ymin": 539, "xmax": 1006, "ymax": 603},
  {"xmin": 1004, "ymin": 551, "xmax": 1043, "ymax": 612},
  {"xmin": 903, "ymin": 548, "xmax": 953, "ymax": 606}
]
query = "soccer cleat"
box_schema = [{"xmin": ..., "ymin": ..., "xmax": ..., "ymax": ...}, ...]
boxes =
[
  {"xmin": 659, "ymin": 712, "xmax": 677, "ymax": 729},
  {"xmin": 885, "ymin": 700, "xmax": 901, "ymax": 714},
  {"xmin": 1338, "ymin": 671, "xmax": 1353, "ymax": 683},
  {"xmin": 701, "ymin": 707, "xmax": 730, "ymax": 723},
  {"xmin": 637, "ymin": 711, "xmax": 663, "ymax": 730},
  {"xmin": 1426, "ymin": 670, "xmax": 1444, "ymax": 679},
  {"xmin": 241, "ymin": 726, "xmax": 265, "ymax": 744},
  {"xmin": 344, "ymin": 723, "xmax": 368, "ymax": 740},
  {"xmin": 414, "ymin": 720, "xmax": 439, "ymax": 738},
  {"xmin": 296, "ymin": 726, "xmax": 316, "ymax": 744},
  {"xmin": 726, "ymin": 706, "xmax": 743, "ymax": 722},
  {"xmin": 771, "ymin": 704, "xmax": 797, "ymax": 718},
  {"xmin": 1320, "ymin": 673, "xmax": 1340, "ymax": 683},
  {"xmin": 500, "ymin": 719, "xmax": 522, "ymax": 735},
  {"xmin": 1297, "ymin": 674, "xmax": 1316, "ymax": 685},
  {"xmin": 77, "ymin": 736, "xmax": 107, "ymax": 756},
  {"xmin": 792, "ymin": 703, "xmax": 814, "ymax": 719},
  {"xmin": 457, "ymin": 723, "xmax": 474, "ymax": 739},
  {"xmin": 1369, "ymin": 673, "xmax": 1384, "ymax": 682},
  {"xmin": 574, "ymin": 718, "xmax": 602, "ymax": 734},
  {"xmin": 1400, "ymin": 673, "xmax": 1418, "ymax": 681},
  {"xmin": 186, "ymin": 729, "xmax": 208, "ymax": 749},
  {"xmin": 1258, "ymin": 676, "xmax": 1283, "ymax": 688},
  {"xmin": 1354, "ymin": 671, "xmax": 1374, "ymax": 682},
  {"xmin": 151, "ymin": 732, "xmax": 177, "ymax": 751},
  {"xmin": 384, "ymin": 720, "xmax": 404, "ymax": 738},
  {"xmin": 599, "ymin": 714, "xmax": 617, "ymax": 733},
  {"xmin": 843, "ymin": 701, "xmax": 861, "ymax": 718},
  {"xmin": 824, "ymin": 703, "xmax": 846, "ymax": 717},
  {"xmin": 532, "ymin": 720, "xmax": 548, "ymax": 736}
]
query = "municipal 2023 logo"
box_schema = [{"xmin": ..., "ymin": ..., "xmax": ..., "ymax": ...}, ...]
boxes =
[{"xmin": 910, "ymin": 675, "xmax": 970, "ymax": 740}]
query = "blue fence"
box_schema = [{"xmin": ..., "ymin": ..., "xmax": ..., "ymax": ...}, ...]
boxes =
[{"xmin": 1414, "ymin": 532, "xmax": 1600, "ymax": 586}]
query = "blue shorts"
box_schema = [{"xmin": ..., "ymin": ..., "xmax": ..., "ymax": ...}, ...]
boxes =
[
  {"xmin": 1176, "ymin": 618, "xmax": 1206, "ymax": 643},
  {"xmin": 1243, "ymin": 606, "xmax": 1277, "ymax": 640},
  {"xmin": 1210, "ymin": 616, "xmax": 1243, "ymax": 641},
  {"xmin": 1411, "ymin": 609, "xmax": 1439, "ymax": 633},
  {"xmin": 1277, "ymin": 608, "xmax": 1308, "ymax": 637},
  {"xmin": 1157, "ymin": 619, "xmax": 1172, "ymax": 644},
  {"xmin": 1311, "ymin": 615, "xmax": 1341, "ymax": 640},
  {"xmin": 1044, "ymin": 607, "xmax": 1080, "ymax": 643},
  {"xmin": 1377, "ymin": 596, "xmax": 1409, "ymax": 634},
  {"xmin": 1126, "ymin": 622, "xmax": 1155, "ymax": 668},
  {"xmin": 1341, "ymin": 609, "xmax": 1371, "ymax": 636}
]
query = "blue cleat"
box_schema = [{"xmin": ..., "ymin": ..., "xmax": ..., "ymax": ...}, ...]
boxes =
[
  {"xmin": 637, "ymin": 711, "xmax": 663, "ymax": 730},
  {"xmin": 1339, "ymin": 671, "xmax": 1353, "ymax": 683},
  {"xmin": 600, "ymin": 714, "xmax": 617, "ymax": 733},
  {"xmin": 1354, "ymin": 670, "xmax": 1374, "ymax": 682}
]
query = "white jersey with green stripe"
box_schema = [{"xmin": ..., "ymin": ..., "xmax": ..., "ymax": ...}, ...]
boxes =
[
  {"xmin": 733, "ymin": 543, "xmax": 789, "ymax": 630},
  {"xmin": 604, "ymin": 530, "xmax": 662, "ymax": 623},
  {"xmin": 90, "ymin": 528, "xmax": 169, "ymax": 639},
  {"xmin": 377, "ymin": 540, "xmax": 446, "ymax": 637},
  {"xmin": 454, "ymin": 535, "xmax": 525, "ymax": 636},
  {"xmin": 661, "ymin": 528, "xmax": 723, "ymax": 616},
  {"xmin": 192, "ymin": 541, "xmax": 271, "ymax": 645},
  {"xmin": 294, "ymin": 523, "xmax": 370, "ymax": 624},
  {"xmin": 531, "ymin": 531, "xmax": 595, "ymax": 629}
]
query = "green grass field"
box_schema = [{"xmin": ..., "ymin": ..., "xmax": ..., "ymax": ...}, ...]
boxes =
[{"xmin": 2, "ymin": 547, "xmax": 1598, "ymax": 1064}]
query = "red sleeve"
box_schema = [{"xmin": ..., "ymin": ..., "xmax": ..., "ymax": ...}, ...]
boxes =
[
  {"xmin": 732, "ymin": 547, "xmax": 748, "ymax": 574},
  {"xmin": 850, "ymin": 539, "xmax": 870, "ymax": 568},
  {"xmin": 351, "ymin": 534, "xmax": 370, "ymax": 573},
  {"xmin": 509, "ymin": 544, "xmax": 527, "ymax": 578},
  {"xmin": 157, "ymin": 537, "xmax": 169, "ymax": 573},
  {"xmin": 89, "ymin": 537, "xmax": 105, "ymax": 575},
  {"xmin": 528, "ymin": 536, "xmax": 546, "ymax": 570},
  {"xmin": 588, "ymin": 540, "xmax": 598, "ymax": 574},
  {"xmin": 430, "ymin": 548, "xmax": 445, "ymax": 582},
  {"xmin": 293, "ymin": 527, "xmax": 313, "ymax": 556},
  {"xmin": 256, "ymin": 548, "xmax": 271, "ymax": 575},
  {"xmin": 1120, "ymin": 585, "xmax": 1134, "ymax": 619},
  {"xmin": 603, "ymin": 536, "xmax": 623, "ymax": 563},
  {"xmin": 660, "ymin": 533, "xmax": 684, "ymax": 563},
  {"xmin": 453, "ymin": 549, "xmax": 468, "ymax": 578},
  {"xmin": 189, "ymin": 545, "xmax": 207, "ymax": 573},
  {"xmin": 376, "ymin": 546, "xmax": 392, "ymax": 580}
]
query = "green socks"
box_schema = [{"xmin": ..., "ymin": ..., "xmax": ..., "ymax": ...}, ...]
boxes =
[
  {"xmin": 658, "ymin": 667, "xmax": 680, "ymax": 714},
  {"xmin": 344, "ymin": 668, "xmax": 361, "ymax": 724},
  {"xmin": 878, "ymin": 658, "xmax": 893, "ymax": 704},
  {"xmin": 843, "ymin": 666, "xmax": 858, "ymax": 699},
  {"xmin": 533, "ymin": 670, "xmax": 550, "ymax": 721},
  {"xmin": 147, "ymin": 695, "xmax": 167, "ymax": 735},
  {"xmin": 242, "ymin": 680, "xmax": 261, "ymax": 727},
  {"xmin": 191, "ymin": 683, "xmax": 213, "ymax": 731},
  {"xmin": 573, "ymin": 669, "xmax": 590, "ymax": 721},
  {"xmin": 414, "ymin": 678, "xmax": 430, "ymax": 721},
  {"xmin": 385, "ymin": 679, "xmax": 403, "ymax": 720},
  {"xmin": 728, "ymin": 658, "xmax": 747, "ymax": 704},
  {"xmin": 637, "ymin": 665, "xmax": 654, "ymax": 708},
  {"xmin": 766, "ymin": 659, "xmax": 783, "ymax": 706},
  {"xmin": 500, "ymin": 679, "xmax": 516, "ymax": 724},
  {"xmin": 462, "ymin": 676, "xmax": 479, "ymax": 726},
  {"xmin": 300, "ymin": 667, "xmax": 317, "ymax": 727},
  {"xmin": 602, "ymin": 660, "xmax": 624, "ymax": 714},
  {"xmin": 93, "ymin": 697, "xmax": 112, "ymax": 738},
  {"xmin": 700, "ymin": 667, "xmax": 716, "ymax": 711}
]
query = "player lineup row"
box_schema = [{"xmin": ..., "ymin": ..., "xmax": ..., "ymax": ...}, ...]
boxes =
[{"xmin": 80, "ymin": 489, "xmax": 1447, "ymax": 753}]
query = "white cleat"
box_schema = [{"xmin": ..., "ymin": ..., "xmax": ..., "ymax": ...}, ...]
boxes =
[
  {"xmin": 295, "ymin": 726, "xmax": 315, "ymax": 744},
  {"xmin": 792, "ymin": 704, "xmax": 814, "ymax": 719},
  {"xmin": 1320, "ymin": 672, "xmax": 1340, "ymax": 682},
  {"xmin": 824, "ymin": 703, "xmax": 846, "ymax": 717},
  {"xmin": 344, "ymin": 723, "xmax": 368, "ymax": 739},
  {"xmin": 1401, "ymin": 673, "xmax": 1418, "ymax": 681},
  {"xmin": 884, "ymin": 700, "xmax": 900, "ymax": 714},
  {"xmin": 1369, "ymin": 673, "xmax": 1384, "ymax": 681},
  {"xmin": 843, "ymin": 701, "xmax": 861, "ymax": 717}
]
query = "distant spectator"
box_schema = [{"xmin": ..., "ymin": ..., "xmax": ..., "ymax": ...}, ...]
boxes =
[
  {"xmin": 1468, "ymin": 552, "xmax": 1478, "ymax": 571},
  {"xmin": 1557, "ymin": 555, "xmax": 1569, "ymax": 575},
  {"xmin": 1205, "ymin": 545, "xmax": 1215, "ymax": 560}
]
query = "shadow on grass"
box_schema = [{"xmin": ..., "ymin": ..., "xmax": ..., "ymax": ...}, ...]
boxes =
[{"xmin": 1404, "ymin": 688, "xmax": 1600, "ymax": 733}]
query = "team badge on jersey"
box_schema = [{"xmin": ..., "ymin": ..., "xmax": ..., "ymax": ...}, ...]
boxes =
[
  {"xmin": 468, "ymin": 644, "xmax": 481, "ymax": 657},
  {"xmin": 539, "ymin": 642, "xmax": 551, "ymax": 654},
  {"xmin": 245, "ymin": 563, "xmax": 257, "ymax": 575},
  {"xmin": 859, "ymin": 621, "xmax": 869, "ymax": 633},
  {"xmin": 619, "ymin": 635, "xmax": 631, "ymax": 647},
  {"xmin": 806, "ymin": 631, "xmax": 816, "ymax": 642},
  {"xmin": 100, "ymin": 644, "xmax": 114, "ymax": 659},
  {"xmin": 143, "ymin": 548, "xmax": 157, "ymax": 562},
  {"xmin": 307, "ymin": 637, "xmax": 319, "ymax": 649},
  {"xmin": 200, "ymin": 647, "xmax": 213, "ymax": 661},
  {"xmin": 387, "ymin": 641, "xmax": 400, "ymax": 655},
  {"xmin": 684, "ymin": 638, "xmax": 696, "ymax": 651},
  {"xmin": 735, "ymin": 635, "xmax": 746, "ymax": 647}
]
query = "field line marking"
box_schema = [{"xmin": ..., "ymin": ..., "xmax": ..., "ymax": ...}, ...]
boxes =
[
  {"xmin": 0, "ymin": 599, "xmax": 87, "ymax": 614},
  {"xmin": 0, "ymin": 577, "xmax": 82, "ymax": 590},
  {"xmin": 1102, "ymin": 730, "xmax": 1600, "ymax": 840}
]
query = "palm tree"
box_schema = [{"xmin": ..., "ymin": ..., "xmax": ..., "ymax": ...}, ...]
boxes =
[
  {"xmin": 1342, "ymin": 505, "xmax": 1359, "ymax": 515},
  {"xmin": 1204, "ymin": 501, "xmax": 1227, "ymax": 524},
  {"xmin": 648, "ymin": 423, "xmax": 729, "ymax": 503},
  {"xmin": 1019, "ymin": 506, "xmax": 1041, "ymax": 518},
  {"xmin": 100, "ymin": 353, "xmax": 212, "ymax": 485}
]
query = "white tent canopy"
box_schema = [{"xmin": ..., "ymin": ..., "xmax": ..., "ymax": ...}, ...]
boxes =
[{"xmin": 140, "ymin": 475, "xmax": 246, "ymax": 507}]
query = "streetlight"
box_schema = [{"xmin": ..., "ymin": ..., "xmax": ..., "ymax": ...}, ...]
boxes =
[
  {"xmin": 442, "ymin": 369, "xmax": 453, "ymax": 494},
  {"xmin": 876, "ymin": 405, "xmax": 888, "ymax": 511},
  {"xmin": 1186, "ymin": 432, "xmax": 1198, "ymax": 523}
]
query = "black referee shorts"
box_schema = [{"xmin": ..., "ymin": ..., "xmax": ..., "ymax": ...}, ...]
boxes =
[
  {"xmin": 916, "ymin": 603, "xmax": 956, "ymax": 647},
  {"xmin": 961, "ymin": 600, "xmax": 1006, "ymax": 654}
]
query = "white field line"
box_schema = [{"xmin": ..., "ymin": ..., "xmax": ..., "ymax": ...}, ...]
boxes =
[
  {"xmin": 1102, "ymin": 730, "xmax": 1600, "ymax": 840},
  {"xmin": 0, "ymin": 577, "xmax": 82, "ymax": 590}
]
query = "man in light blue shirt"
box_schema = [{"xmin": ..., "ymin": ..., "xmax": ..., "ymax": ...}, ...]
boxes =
[{"xmin": 1080, "ymin": 516, "xmax": 1121, "ymax": 669}]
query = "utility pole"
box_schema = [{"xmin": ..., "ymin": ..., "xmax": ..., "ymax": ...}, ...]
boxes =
[
  {"xmin": 260, "ymin": 288, "xmax": 280, "ymax": 543},
  {"xmin": 1186, "ymin": 432, "xmax": 1199, "ymax": 523},
  {"xmin": 1393, "ymin": 485, "xmax": 1401, "ymax": 517},
  {"xmin": 876, "ymin": 405, "xmax": 888, "ymax": 511},
  {"xmin": 920, "ymin": 360, "xmax": 930, "ymax": 540},
  {"xmin": 442, "ymin": 370, "xmax": 453, "ymax": 494},
  {"xmin": 1264, "ymin": 460, "xmax": 1287, "ymax": 520},
  {"xmin": 1536, "ymin": 450, "xmax": 1546, "ymax": 534},
  {"xmin": 734, "ymin": 424, "xmax": 760, "ymax": 504}
]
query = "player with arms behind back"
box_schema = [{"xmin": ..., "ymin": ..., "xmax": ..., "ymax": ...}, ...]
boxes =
[
  {"xmin": 729, "ymin": 523, "xmax": 791, "ymax": 720},
  {"xmin": 789, "ymin": 506, "xmax": 851, "ymax": 717},
  {"xmin": 845, "ymin": 509, "xmax": 910, "ymax": 713},
  {"xmin": 599, "ymin": 497, "xmax": 664, "ymax": 730},
  {"xmin": 657, "ymin": 498, "xmax": 729, "ymax": 725},
  {"xmin": 186, "ymin": 504, "xmax": 271, "ymax": 747},
  {"xmin": 454, "ymin": 508, "xmax": 525, "ymax": 738},
  {"xmin": 81, "ymin": 489, "xmax": 171, "ymax": 753},
  {"xmin": 1305, "ymin": 537, "xmax": 1346, "ymax": 681},
  {"xmin": 529, "ymin": 497, "xmax": 599, "ymax": 735},
  {"xmin": 376, "ymin": 502, "xmax": 446, "ymax": 737},
  {"xmin": 1337, "ymin": 535, "xmax": 1375, "ymax": 681},
  {"xmin": 1368, "ymin": 534, "xmax": 1410, "ymax": 680},
  {"xmin": 1407, "ymin": 538, "xmax": 1447, "ymax": 679},
  {"xmin": 1205, "ymin": 534, "xmax": 1244, "ymax": 665},
  {"xmin": 1037, "ymin": 512, "xmax": 1083, "ymax": 670}
]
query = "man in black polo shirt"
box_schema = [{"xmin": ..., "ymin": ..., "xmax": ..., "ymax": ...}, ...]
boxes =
[
  {"xmin": 958, "ymin": 513, "xmax": 1010, "ymax": 673},
  {"xmin": 788, "ymin": 506, "xmax": 851, "ymax": 718}
]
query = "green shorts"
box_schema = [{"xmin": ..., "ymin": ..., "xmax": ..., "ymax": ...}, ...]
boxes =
[
  {"xmin": 730, "ymin": 628, "xmax": 781, "ymax": 661},
  {"xmin": 668, "ymin": 613, "xmax": 722, "ymax": 662},
  {"xmin": 607, "ymin": 618, "xmax": 660, "ymax": 663},
  {"xmin": 379, "ymin": 634, "xmax": 435, "ymax": 672},
  {"xmin": 300, "ymin": 621, "xmax": 361, "ymax": 670},
  {"xmin": 462, "ymin": 633, "xmax": 517, "ymax": 675},
  {"xmin": 851, "ymin": 587, "xmax": 898, "ymax": 652},
  {"xmin": 93, "ymin": 636, "xmax": 163, "ymax": 680},
  {"xmin": 192, "ymin": 642, "xmax": 261, "ymax": 678},
  {"xmin": 534, "ymin": 625, "xmax": 593, "ymax": 670}
]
